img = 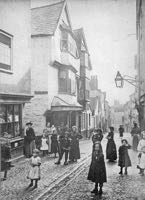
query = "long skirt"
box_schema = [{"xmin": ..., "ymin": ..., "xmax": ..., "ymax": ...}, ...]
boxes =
[
  {"xmin": 25, "ymin": 140, "xmax": 35, "ymax": 158},
  {"xmin": 132, "ymin": 134, "xmax": 139, "ymax": 151},
  {"xmin": 106, "ymin": 140, "xmax": 117, "ymax": 161},
  {"xmin": 87, "ymin": 161, "xmax": 107, "ymax": 183}
]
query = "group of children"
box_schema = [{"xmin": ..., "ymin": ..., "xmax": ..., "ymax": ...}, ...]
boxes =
[{"xmin": 87, "ymin": 128, "xmax": 145, "ymax": 196}]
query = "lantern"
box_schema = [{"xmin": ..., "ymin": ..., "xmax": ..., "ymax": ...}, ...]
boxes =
[{"xmin": 115, "ymin": 71, "xmax": 124, "ymax": 88}]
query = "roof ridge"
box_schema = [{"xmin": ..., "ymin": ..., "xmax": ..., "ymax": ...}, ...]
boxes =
[{"xmin": 31, "ymin": 0, "xmax": 65, "ymax": 10}]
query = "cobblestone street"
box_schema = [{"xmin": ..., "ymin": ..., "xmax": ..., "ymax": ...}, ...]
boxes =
[
  {"xmin": 0, "ymin": 140, "xmax": 92, "ymax": 200},
  {"xmin": 51, "ymin": 133, "xmax": 145, "ymax": 200},
  {"xmin": 1, "ymin": 133, "xmax": 145, "ymax": 200}
]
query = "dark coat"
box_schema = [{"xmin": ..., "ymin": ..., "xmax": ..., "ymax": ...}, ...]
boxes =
[
  {"xmin": 69, "ymin": 133, "xmax": 81, "ymax": 160},
  {"xmin": 51, "ymin": 134, "xmax": 58, "ymax": 154},
  {"xmin": 118, "ymin": 145, "xmax": 131, "ymax": 168},
  {"xmin": 118, "ymin": 127, "xmax": 124, "ymax": 137},
  {"xmin": 60, "ymin": 136, "xmax": 71, "ymax": 151},
  {"xmin": 1, "ymin": 144, "xmax": 11, "ymax": 171},
  {"xmin": 106, "ymin": 131, "xmax": 117, "ymax": 161},
  {"xmin": 26, "ymin": 127, "xmax": 35, "ymax": 143},
  {"xmin": 88, "ymin": 151, "xmax": 107, "ymax": 183}
]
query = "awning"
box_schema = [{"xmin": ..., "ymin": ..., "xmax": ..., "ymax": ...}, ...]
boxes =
[
  {"xmin": 0, "ymin": 93, "xmax": 33, "ymax": 104},
  {"xmin": 51, "ymin": 96, "xmax": 83, "ymax": 111}
]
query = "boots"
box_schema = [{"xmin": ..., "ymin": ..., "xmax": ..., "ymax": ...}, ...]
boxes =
[
  {"xmin": 33, "ymin": 180, "xmax": 38, "ymax": 189},
  {"xmin": 95, "ymin": 183, "xmax": 98, "ymax": 195},
  {"xmin": 124, "ymin": 168, "xmax": 128, "ymax": 175},
  {"xmin": 28, "ymin": 180, "xmax": 33, "ymax": 187},
  {"xmin": 99, "ymin": 187, "xmax": 103, "ymax": 195}
]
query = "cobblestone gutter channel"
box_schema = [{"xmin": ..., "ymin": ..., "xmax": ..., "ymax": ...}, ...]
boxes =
[{"xmin": 36, "ymin": 154, "xmax": 91, "ymax": 200}]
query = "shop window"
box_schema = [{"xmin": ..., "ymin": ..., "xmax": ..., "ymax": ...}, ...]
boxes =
[
  {"xmin": 0, "ymin": 104, "xmax": 21, "ymax": 138},
  {"xmin": 0, "ymin": 30, "xmax": 12, "ymax": 71}
]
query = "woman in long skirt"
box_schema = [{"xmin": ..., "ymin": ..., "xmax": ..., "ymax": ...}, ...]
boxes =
[
  {"xmin": 51, "ymin": 131, "xmax": 58, "ymax": 158},
  {"xmin": 131, "ymin": 122, "xmax": 141, "ymax": 151},
  {"xmin": 69, "ymin": 126, "xmax": 81, "ymax": 162},
  {"xmin": 106, "ymin": 126, "xmax": 117, "ymax": 162}
]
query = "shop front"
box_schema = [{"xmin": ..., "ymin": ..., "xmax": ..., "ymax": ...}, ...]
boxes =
[
  {"xmin": 45, "ymin": 96, "xmax": 82, "ymax": 129},
  {"xmin": 0, "ymin": 93, "xmax": 32, "ymax": 160}
]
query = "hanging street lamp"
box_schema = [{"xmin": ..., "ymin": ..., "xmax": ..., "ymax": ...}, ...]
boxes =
[{"xmin": 115, "ymin": 71, "xmax": 124, "ymax": 88}]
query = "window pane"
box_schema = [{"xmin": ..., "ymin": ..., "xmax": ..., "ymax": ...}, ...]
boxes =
[
  {"xmin": 0, "ymin": 105, "xmax": 7, "ymax": 123},
  {"xmin": 7, "ymin": 105, "xmax": 13, "ymax": 122},
  {"xmin": 14, "ymin": 105, "xmax": 19, "ymax": 122}
]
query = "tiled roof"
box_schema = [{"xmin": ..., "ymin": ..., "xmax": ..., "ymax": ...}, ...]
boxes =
[{"xmin": 31, "ymin": 1, "xmax": 65, "ymax": 36}]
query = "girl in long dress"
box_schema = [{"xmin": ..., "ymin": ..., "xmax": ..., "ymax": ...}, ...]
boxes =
[
  {"xmin": 118, "ymin": 139, "xmax": 131, "ymax": 175},
  {"xmin": 27, "ymin": 149, "xmax": 41, "ymax": 189},
  {"xmin": 106, "ymin": 126, "xmax": 117, "ymax": 162},
  {"xmin": 40, "ymin": 133, "xmax": 48, "ymax": 156},
  {"xmin": 88, "ymin": 142, "xmax": 107, "ymax": 196}
]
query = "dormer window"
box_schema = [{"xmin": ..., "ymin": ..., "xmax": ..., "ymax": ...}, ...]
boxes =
[
  {"xmin": 60, "ymin": 30, "xmax": 79, "ymax": 58},
  {"xmin": 0, "ymin": 30, "xmax": 12, "ymax": 72}
]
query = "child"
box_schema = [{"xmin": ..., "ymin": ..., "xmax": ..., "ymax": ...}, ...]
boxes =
[
  {"xmin": 40, "ymin": 132, "xmax": 48, "ymax": 156},
  {"xmin": 55, "ymin": 131, "xmax": 71, "ymax": 165},
  {"xmin": 118, "ymin": 139, "xmax": 131, "ymax": 175},
  {"xmin": 137, "ymin": 131, "xmax": 145, "ymax": 174},
  {"xmin": 87, "ymin": 142, "xmax": 107, "ymax": 195},
  {"xmin": 137, "ymin": 146, "xmax": 145, "ymax": 176},
  {"xmin": 27, "ymin": 149, "xmax": 41, "ymax": 189}
]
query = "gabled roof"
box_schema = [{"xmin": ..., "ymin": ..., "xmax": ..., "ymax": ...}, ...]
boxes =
[{"xmin": 31, "ymin": 1, "xmax": 71, "ymax": 36}]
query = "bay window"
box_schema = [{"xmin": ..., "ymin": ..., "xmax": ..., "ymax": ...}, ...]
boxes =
[
  {"xmin": 0, "ymin": 30, "xmax": 12, "ymax": 71},
  {"xmin": 58, "ymin": 69, "xmax": 76, "ymax": 95},
  {"xmin": 60, "ymin": 30, "xmax": 79, "ymax": 58}
]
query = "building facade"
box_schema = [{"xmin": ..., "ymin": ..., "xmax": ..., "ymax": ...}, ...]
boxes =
[
  {"xmin": 28, "ymin": 1, "xmax": 83, "ymax": 135},
  {"xmin": 0, "ymin": 0, "xmax": 32, "ymax": 159},
  {"xmin": 90, "ymin": 76, "xmax": 107, "ymax": 131},
  {"xmin": 74, "ymin": 28, "xmax": 92, "ymax": 137}
]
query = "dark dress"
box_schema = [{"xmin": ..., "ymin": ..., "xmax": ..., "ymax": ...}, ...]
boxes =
[
  {"xmin": 92, "ymin": 133, "xmax": 103, "ymax": 153},
  {"xmin": 51, "ymin": 134, "xmax": 58, "ymax": 154},
  {"xmin": 118, "ymin": 145, "xmax": 131, "ymax": 168},
  {"xmin": 88, "ymin": 151, "xmax": 107, "ymax": 184},
  {"xmin": 69, "ymin": 132, "xmax": 81, "ymax": 161},
  {"xmin": 131, "ymin": 127, "xmax": 141, "ymax": 151},
  {"xmin": 106, "ymin": 131, "xmax": 117, "ymax": 161},
  {"xmin": 118, "ymin": 127, "xmax": 124, "ymax": 137}
]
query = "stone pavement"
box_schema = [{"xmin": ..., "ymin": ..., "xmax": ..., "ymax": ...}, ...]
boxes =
[
  {"xmin": 53, "ymin": 133, "xmax": 145, "ymax": 200},
  {"xmin": 0, "ymin": 139, "xmax": 92, "ymax": 200}
]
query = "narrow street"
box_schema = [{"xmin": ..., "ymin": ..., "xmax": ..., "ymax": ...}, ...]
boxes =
[
  {"xmin": 0, "ymin": 139, "xmax": 92, "ymax": 200},
  {"xmin": 1, "ymin": 133, "xmax": 145, "ymax": 200},
  {"xmin": 46, "ymin": 133, "xmax": 145, "ymax": 200}
]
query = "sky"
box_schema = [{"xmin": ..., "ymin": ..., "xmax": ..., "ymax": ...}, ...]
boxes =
[{"xmin": 32, "ymin": 0, "xmax": 137, "ymax": 106}]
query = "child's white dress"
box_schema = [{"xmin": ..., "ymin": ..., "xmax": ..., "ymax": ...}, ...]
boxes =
[
  {"xmin": 27, "ymin": 156, "xmax": 41, "ymax": 180},
  {"xmin": 40, "ymin": 138, "xmax": 48, "ymax": 151}
]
